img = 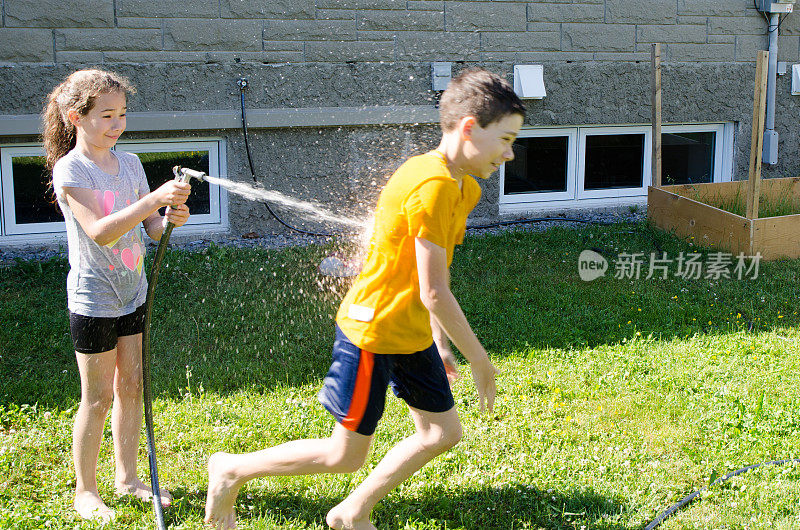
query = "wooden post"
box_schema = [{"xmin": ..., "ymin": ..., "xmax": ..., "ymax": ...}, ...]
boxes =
[
  {"xmin": 651, "ymin": 43, "xmax": 662, "ymax": 188},
  {"xmin": 747, "ymin": 50, "xmax": 769, "ymax": 220}
]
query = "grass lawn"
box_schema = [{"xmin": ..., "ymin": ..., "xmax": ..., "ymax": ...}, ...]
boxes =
[{"xmin": 1, "ymin": 221, "xmax": 799, "ymax": 529}]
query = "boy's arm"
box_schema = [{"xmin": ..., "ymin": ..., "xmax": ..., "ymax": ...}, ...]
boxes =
[
  {"xmin": 431, "ymin": 313, "xmax": 459, "ymax": 383},
  {"xmin": 415, "ymin": 237, "xmax": 497, "ymax": 413}
]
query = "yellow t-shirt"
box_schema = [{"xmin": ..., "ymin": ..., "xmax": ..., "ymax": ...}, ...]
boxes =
[{"xmin": 336, "ymin": 151, "xmax": 482, "ymax": 354}]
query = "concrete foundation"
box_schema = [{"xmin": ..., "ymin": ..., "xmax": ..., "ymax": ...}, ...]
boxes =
[{"xmin": 1, "ymin": 59, "xmax": 799, "ymax": 238}]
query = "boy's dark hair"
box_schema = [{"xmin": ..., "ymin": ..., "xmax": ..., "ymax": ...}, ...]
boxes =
[{"xmin": 438, "ymin": 68, "xmax": 525, "ymax": 132}]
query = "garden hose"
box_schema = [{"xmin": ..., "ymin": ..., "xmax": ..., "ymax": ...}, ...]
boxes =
[
  {"xmin": 645, "ymin": 458, "xmax": 800, "ymax": 529},
  {"xmin": 141, "ymin": 167, "xmax": 205, "ymax": 529},
  {"xmin": 238, "ymin": 78, "xmax": 334, "ymax": 238},
  {"xmin": 141, "ymin": 219, "xmax": 172, "ymax": 530}
]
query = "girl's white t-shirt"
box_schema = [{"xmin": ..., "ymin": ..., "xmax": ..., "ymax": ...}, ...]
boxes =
[{"xmin": 53, "ymin": 149, "xmax": 151, "ymax": 317}]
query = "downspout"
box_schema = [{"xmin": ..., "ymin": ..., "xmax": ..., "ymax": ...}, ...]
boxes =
[{"xmin": 762, "ymin": 12, "xmax": 780, "ymax": 165}]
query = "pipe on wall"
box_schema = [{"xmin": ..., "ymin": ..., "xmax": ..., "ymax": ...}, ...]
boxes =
[{"xmin": 763, "ymin": 12, "xmax": 781, "ymax": 165}]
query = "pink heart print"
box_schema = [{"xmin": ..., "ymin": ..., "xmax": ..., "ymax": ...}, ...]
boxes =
[
  {"xmin": 121, "ymin": 245, "xmax": 142, "ymax": 272},
  {"xmin": 93, "ymin": 190, "xmax": 115, "ymax": 216}
]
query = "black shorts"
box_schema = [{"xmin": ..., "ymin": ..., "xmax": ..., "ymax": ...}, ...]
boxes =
[
  {"xmin": 69, "ymin": 305, "xmax": 146, "ymax": 354},
  {"xmin": 318, "ymin": 325, "xmax": 455, "ymax": 436}
]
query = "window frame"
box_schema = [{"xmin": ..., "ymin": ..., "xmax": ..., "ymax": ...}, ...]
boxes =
[
  {"xmin": 0, "ymin": 144, "xmax": 64, "ymax": 236},
  {"xmin": 499, "ymin": 127, "xmax": 577, "ymax": 205},
  {"xmin": 115, "ymin": 138, "xmax": 228, "ymax": 230},
  {"xmin": 658, "ymin": 123, "xmax": 729, "ymax": 185},
  {"xmin": 499, "ymin": 122, "xmax": 732, "ymax": 214},
  {"xmin": 0, "ymin": 138, "xmax": 228, "ymax": 242},
  {"xmin": 577, "ymin": 125, "xmax": 652, "ymax": 200}
]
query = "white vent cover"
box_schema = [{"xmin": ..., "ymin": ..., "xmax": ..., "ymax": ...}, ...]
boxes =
[{"xmin": 513, "ymin": 65, "xmax": 546, "ymax": 99}]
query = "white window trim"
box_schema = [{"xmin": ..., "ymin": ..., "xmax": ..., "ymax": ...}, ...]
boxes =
[
  {"xmin": 115, "ymin": 138, "xmax": 229, "ymax": 234},
  {"xmin": 499, "ymin": 122, "xmax": 733, "ymax": 214},
  {"xmin": 720, "ymin": 122, "xmax": 735, "ymax": 183},
  {"xmin": 577, "ymin": 125, "xmax": 652, "ymax": 200},
  {"xmin": 499, "ymin": 128, "xmax": 577, "ymax": 205},
  {"xmin": 0, "ymin": 138, "xmax": 229, "ymax": 244},
  {"xmin": 659, "ymin": 123, "xmax": 729, "ymax": 185},
  {"xmin": 1, "ymin": 144, "xmax": 65, "ymax": 236}
]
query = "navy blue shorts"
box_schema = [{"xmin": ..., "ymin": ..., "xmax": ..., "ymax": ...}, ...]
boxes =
[
  {"xmin": 318, "ymin": 326, "xmax": 455, "ymax": 436},
  {"xmin": 69, "ymin": 305, "xmax": 146, "ymax": 354}
]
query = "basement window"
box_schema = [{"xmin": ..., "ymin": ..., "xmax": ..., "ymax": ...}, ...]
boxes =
[
  {"xmin": 0, "ymin": 139, "xmax": 227, "ymax": 242},
  {"xmin": 661, "ymin": 126, "xmax": 721, "ymax": 185},
  {"xmin": 500, "ymin": 128, "xmax": 576, "ymax": 204},
  {"xmin": 115, "ymin": 140, "xmax": 227, "ymax": 227},
  {"xmin": 578, "ymin": 126, "xmax": 650, "ymax": 199},
  {"xmin": 499, "ymin": 123, "xmax": 732, "ymax": 213},
  {"xmin": 0, "ymin": 146, "xmax": 64, "ymax": 236}
]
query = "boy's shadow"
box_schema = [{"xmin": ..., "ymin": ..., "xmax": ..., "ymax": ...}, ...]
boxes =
[{"xmin": 169, "ymin": 483, "xmax": 629, "ymax": 529}]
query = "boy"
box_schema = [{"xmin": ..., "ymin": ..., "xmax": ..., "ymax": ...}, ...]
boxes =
[{"xmin": 205, "ymin": 68, "xmax": 525, "ymax": 530}]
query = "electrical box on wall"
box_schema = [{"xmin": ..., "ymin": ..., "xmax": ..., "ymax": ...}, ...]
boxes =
[
  {"xmin": 431, "ymin": 62, "xmax": 452, "ymax": 92},
  {"xmin": 756, "ymin": 0, "xmax": 794, "ymax": 13}
]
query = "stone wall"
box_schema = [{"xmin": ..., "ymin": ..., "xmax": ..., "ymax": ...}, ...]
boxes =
[
  {"xmin": 1, "ymin": 0, "xmax": 799, "ymax": 235},
  {"xmin": 2, "ymin": 0, "xmax": 799, "ymax": 65}
]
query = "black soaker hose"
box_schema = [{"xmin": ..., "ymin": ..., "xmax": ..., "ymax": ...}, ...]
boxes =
[
  {"xmin": 238, "ymin": 78, "xmax": 333, "ymax": 238},
  {"xmin": 645, "ymin": 458, "xmax": 800, "ymax": 529},
  {"xmin": 141, "ymin": 218, "xmax": 176, "ymax": 530}
]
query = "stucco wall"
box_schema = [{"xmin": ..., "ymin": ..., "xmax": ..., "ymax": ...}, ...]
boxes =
[{"xmin": 1, "ymin": 1, "xmax": 799, "ymax": 235}]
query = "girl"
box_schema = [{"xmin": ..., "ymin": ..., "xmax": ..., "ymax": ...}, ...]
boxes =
[{"xmin": 43, "ymin": 69, "xmax": 191, "ymax": 522}]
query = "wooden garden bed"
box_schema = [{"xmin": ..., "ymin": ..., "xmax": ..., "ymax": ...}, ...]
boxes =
[
  {"xmin": 648, "ymin": 49, "xmax": 800, "ymax": 261},
  {"xmin": 648, "ymin": 177, "xmax": 800, "ymax": 260}
]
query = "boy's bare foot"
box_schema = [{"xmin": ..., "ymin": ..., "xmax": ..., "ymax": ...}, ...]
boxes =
[
  {"xmin": 326, "ymin": 502, "xmax": 376, "ymax": 530},
  {"xmin": 115, "ymin": 477, "xmax": 172, "ymax": 507},
  {"xmin": 74, "ymin": 490, "xmax": 115, "ymax": 523},
  {"xmin": 205, "ymin": 452, "xmax": 243, "ymax": 529}
]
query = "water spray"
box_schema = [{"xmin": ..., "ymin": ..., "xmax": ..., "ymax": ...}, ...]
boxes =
[{"xmin": 140, "ymin": 165, "xmax": 206, "ymax": 529}]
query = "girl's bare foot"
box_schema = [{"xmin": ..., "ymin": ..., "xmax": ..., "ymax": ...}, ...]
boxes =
[
  {"xmin": 116, "ymin": 477, "xmax": 172, "ymax": 507},
  {"xmin": 74, "ymin": 490, "xmax": 115, "ymax": 523},
  {"xmin": 326, "ymin": 502, "xmax": 376, "ymax": 530},
  {"xmin": 205, "ymin": 452, "xmax": 243, "ymax": 529}
]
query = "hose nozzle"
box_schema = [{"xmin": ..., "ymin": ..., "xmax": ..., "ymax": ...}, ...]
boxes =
[{"xmin": 172, "ymin": 166, "xmax": 207, "ymax": 183}]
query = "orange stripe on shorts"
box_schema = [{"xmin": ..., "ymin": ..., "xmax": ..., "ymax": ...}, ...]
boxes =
[{"xmin": 341, "ymin": 349, "xmax": 374, "ymax": 432}]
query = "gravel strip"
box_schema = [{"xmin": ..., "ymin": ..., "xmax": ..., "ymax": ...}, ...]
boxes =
[{"xmin": 0, "ymin": 210, "xmax": 645, "ymax": 267}]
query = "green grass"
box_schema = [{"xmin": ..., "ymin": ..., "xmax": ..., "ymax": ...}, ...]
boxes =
[
  {"xmin": 2, "ymin": 222, "xmax": 800, "ymax": 529},
  {"xmin": 686, "ymin": 184, "xmax": 800, "ymax": 219}
]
